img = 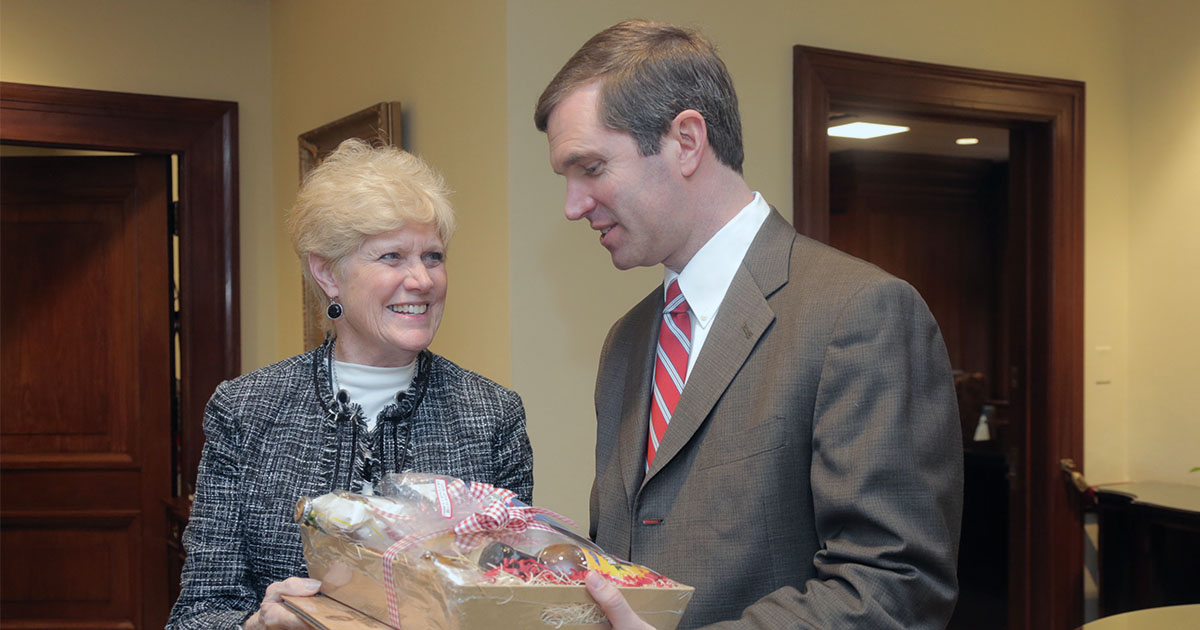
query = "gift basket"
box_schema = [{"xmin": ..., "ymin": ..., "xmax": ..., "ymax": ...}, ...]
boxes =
[{"xmin": 296, "ymin": 473, "xmax": 693, "ymax": 630}]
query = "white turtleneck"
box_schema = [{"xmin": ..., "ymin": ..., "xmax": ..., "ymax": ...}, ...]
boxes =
[{"xmin": 331, "ymin": 359, "xmax": 416, "ymax": 431}]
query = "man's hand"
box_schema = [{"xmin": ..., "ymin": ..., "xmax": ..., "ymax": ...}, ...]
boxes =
[
  {"xmin": 585, "ymin": 570, "xmax": 654, "ymax": 630},
  {"xmin": 243, "ymin": 577, "xmax": 321, "ymax": 630}
]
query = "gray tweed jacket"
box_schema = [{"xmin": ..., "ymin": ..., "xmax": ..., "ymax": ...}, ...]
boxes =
[{"xmin": 166, "ymin": 340, "xmax": 533, "ymax": 629}]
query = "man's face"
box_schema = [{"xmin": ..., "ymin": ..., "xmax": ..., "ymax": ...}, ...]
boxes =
[{"xmin": 546, "ymin": 82, "xmax": 690, "ymax": 271}]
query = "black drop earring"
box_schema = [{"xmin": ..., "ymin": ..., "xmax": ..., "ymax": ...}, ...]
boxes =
[{"xmin": 326, "ymin": 299, "xmax": 343, "ymax": 320}]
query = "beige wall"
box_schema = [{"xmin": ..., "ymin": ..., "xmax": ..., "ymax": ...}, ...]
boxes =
[
  {"xmin": 3, "ymin": 0, "xmax": 1196, "ymax": 529},
  {"xmin": 269, "ymin": 0, "xmax": 512, "ymax": 384},
  {"xmin": 507, "ymin": 0, "xmax": 1197, "ymax": 525},
  {"xmin": 0, "ymin": 0, "xmax": 276, "ymax": 371},
  {"xmin": 1126, "ymin": 0, "xmax": 1200, "ymax": 482},
  {"xmin": 0, "ymin": 0, "xmax": 512, "ymax": 383}
]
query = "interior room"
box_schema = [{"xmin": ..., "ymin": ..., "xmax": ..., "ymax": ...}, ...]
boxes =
[{"xmin": 2, "ymin": 1, "xmax": 1197, "ymax": 628}]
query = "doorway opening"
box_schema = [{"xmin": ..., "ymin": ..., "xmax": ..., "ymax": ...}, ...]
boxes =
[
  {"xmin": 0, "ymin": 82, "xmax": 239, "ymax": 630},
  {"xmin": 794, "ymin": 47, "xmax": 1085, "ymax": 630},
  {"xmin": 827, "ymin": 115, "xmax": 1012, "ymax": 628}
]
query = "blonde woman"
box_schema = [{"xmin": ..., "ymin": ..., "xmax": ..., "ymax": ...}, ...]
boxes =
[{"xmin": 168, "ymin": 139, "xmax": 532, "ymax": 629}]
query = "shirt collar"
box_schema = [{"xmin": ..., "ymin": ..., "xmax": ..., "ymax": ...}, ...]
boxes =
[{"xmin": 665, "ymin": 192, "xmax": 771, "ymax": 329}]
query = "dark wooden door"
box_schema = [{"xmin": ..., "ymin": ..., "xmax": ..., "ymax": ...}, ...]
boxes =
[
  {"xmin": 1, "ymin": 155, "xmax": 172, "ymax": 629},
  {"xmin": 828, "ymin": 149, "xmax": 1016, "ymax": 629}
]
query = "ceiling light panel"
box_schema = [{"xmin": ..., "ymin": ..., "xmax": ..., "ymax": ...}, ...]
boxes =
[{"xmin": 827, "ymin": 122, "xmax": 910, "ymax": 139}]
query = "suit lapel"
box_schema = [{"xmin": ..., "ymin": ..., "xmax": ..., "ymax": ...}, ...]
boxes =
[
  {"xmin": 642, "ymin": 211, "xmax": 795, "ymax": 485},
  {"xmin": 616, "ymin": 290, "xmax": 662, "ymax": 502}
]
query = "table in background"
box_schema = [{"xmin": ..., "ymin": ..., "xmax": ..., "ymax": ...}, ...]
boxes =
[
  {"xmin": 1094, "ymin": 482, "xmax": 1200, "ymax": 618},
  {"xmin": 1080, "ymin": 604, "xmax": 1200, "ymax": 629}
]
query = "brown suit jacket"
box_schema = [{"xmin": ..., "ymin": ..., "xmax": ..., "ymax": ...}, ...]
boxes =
[{"xmin": 590, "ymin": 210, "xmax": 962, "ymax": 629}]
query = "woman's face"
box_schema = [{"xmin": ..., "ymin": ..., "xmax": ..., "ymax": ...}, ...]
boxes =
[{"xmin": 322, "ymin": 223, "xmax": 447, "ymax": 366}]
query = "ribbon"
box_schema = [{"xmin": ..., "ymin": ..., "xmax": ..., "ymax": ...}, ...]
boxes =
[
  {"xmin": 362, "ymin": 500, "xmax": 414, "ymax": 542},
  {"xmin": 452, "ymin": 500, "xmax": 567, "ymax": 550},
  {"xmin": 380, "ymin": 480, "xmax": 575, "ymax": 627}
]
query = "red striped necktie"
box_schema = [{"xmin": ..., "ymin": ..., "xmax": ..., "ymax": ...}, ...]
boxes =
[{"xmin": 647, "ymin": 280, "xmax": 692, "ymax": 471}]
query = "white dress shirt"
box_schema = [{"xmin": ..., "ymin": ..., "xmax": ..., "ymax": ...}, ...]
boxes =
[{"xmin": 665, "ymin": 191, "xmax": 771, "ymax": 379}]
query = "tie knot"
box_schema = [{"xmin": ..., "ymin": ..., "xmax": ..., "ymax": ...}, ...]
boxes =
[{"xmin": 664, "ymin": 280, "xmax": 689, "ymax": 315}]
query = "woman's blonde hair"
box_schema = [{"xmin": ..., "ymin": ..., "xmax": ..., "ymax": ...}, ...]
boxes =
[{"xmin": 287, "ymin": 138, "xmax": 456, "ymax": 310}]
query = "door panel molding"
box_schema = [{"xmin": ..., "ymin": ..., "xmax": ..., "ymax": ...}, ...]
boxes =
[
  {"xmin": 1, "ymin": 82, "xmax": 241, "ymax": 496},
  {"xmin": 2, "ymin": 515, "xmax": 138, "ymax": 628},
  {"xmin": 1, "ymin": 84, "xmax": 240, "ymax": 630},
  {"xmin": 793, "ymin": 47, "xmax": 1084, "ymax": 630},
  {"xmin": 2, "ymin": 154, "xmax": 173, "ymax": 629}
]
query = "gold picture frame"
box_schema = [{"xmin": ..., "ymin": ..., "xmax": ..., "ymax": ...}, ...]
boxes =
[{"xmin": 296, "ymin": 101, "xmax": 403, "ymax": 350}]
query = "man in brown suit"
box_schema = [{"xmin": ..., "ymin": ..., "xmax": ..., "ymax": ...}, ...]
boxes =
[{"xmin": 535, "ymin": 20, "xmax": 962, "ymax": 629}]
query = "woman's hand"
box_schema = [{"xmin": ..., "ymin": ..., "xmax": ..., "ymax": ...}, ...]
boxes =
[
  {"xmin": 243, "ymin": 577, "xmax": 322, "ymax": 630},
  {"xmin": 585, "ymin": 571, "xmax": 654, "ymax": 630}
]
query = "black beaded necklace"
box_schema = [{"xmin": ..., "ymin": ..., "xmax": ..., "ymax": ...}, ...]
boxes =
[{"xmin": 312, "ymin": 336, "xmax": 431, "ymax": 493}]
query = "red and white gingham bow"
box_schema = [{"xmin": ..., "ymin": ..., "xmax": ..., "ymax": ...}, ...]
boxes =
[
  {"xmin": 380, "ymin": 480, "xmax": 574, "ymax": 627},
  {"xmin": 452, "ymin": 500, "xmax": 563, "ymax": 550}
]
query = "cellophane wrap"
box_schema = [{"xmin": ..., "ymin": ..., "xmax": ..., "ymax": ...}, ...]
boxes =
[{"xmin": 297, "ymin": 473, "xmax": 690, "ymax": 629}]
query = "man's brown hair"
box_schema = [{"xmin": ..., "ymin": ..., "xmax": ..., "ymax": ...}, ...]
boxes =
[{"xmin": 534, "ymin": 19, "xmax": 744, "ymax": 174}]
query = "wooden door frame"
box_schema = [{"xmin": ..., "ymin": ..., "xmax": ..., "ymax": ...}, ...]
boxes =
[
  {"xmin": 1, "ymin": 81, "xmax": 241, "ymax": 496},
  {"xmin": 793, "ymin": 48, "xmax": 1084, "ymax": 629}
]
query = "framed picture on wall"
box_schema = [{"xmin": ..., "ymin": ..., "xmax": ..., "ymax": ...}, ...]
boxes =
[{"xmin": 296, "ymin": 101, "xmax": 403, "ymax": 350}]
